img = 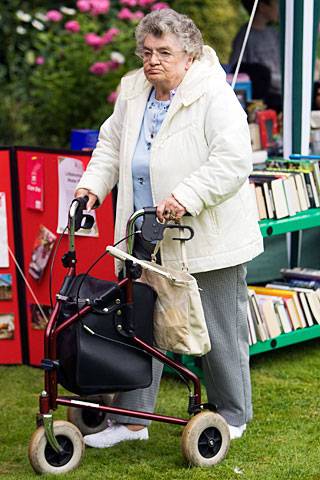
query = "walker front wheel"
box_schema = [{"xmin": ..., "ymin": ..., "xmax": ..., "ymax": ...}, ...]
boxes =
[
  {"xmin": 181, "ymin": 411, "xmax": 230, "ymax": 467},
  {"xmin": 28, "ymin": 420, "xmax": 84, "ymax": 474}
]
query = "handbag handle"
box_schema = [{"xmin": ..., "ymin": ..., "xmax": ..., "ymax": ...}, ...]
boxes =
[{"xmin": 151, "ymin": 221, "xmax": 189, "ymax": 271}]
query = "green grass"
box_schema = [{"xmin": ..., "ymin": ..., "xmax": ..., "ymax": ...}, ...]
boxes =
[{"xmin": 0, "ymin": 341, "xmax": 320, "ymax": 479}]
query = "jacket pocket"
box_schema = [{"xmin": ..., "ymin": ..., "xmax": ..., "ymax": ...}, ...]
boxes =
[{"xmin": 206, "ymin": 207, "xmax": 219, "ymax": 235}]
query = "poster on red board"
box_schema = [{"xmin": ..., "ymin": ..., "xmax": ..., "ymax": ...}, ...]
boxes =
[
  {"xmin": 26, "ymin": 155, "xmax": 44, "ymax": 211},
  {"xmin": 15, "ymin": 147, "xmax": 116, "ymax": 366},
  {"xmin": 0, "ymin": 192, "xmax": 9, "ymax": 267},
  {"xmin": 57, "ymin": 156, "xmax": 98, "ymax": 236}
]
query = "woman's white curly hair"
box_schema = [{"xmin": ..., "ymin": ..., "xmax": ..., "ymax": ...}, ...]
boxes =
[{"xmin": 135, "ymin": 9, "xmax": 203, "ymax": 60}]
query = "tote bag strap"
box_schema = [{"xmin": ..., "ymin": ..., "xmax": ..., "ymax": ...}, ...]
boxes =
[
  {"xmin": 151, "ymin": 241, "xmax": 161, "ymax": 264},
  {"xmin": 150, "ymin": 221, "xmax": 189, "ymax": 271}
]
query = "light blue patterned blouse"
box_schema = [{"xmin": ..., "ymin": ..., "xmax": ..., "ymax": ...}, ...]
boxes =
[{"xmin": 132, "ymin": 88, "xmax": 175, "ymax": 227}]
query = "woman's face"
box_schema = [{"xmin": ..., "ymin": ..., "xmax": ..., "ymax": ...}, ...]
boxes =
[
  {"xmin": 142, "ymin": 33, "xmax": 193, "ymax": 91},
  {"xmin": 262, "ymin": 0, "xmax": 279, "ymax": 23}
]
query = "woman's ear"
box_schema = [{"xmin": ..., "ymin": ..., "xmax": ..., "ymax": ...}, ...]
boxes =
[{"xmin": 185, "ymin": 56, "xmax": 194, "ymax": 71}]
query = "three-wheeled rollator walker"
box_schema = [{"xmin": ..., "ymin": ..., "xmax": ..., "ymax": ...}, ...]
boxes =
[{"xmin": 28, "ymin": 197, "xmax": 230, "ymax": 474}]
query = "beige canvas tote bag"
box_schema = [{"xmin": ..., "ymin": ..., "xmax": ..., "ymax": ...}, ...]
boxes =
[{"xmin": 107, "ymin": 244, "xmax": 211, "ymax": 356}]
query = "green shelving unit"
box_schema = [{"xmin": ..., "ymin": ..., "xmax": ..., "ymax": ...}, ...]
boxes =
[
  {"xmin": 259, "ymin": 208, "xmax": 320, "ymax": 237},
  {"xmin": 249, "ymin": 324, "xmax": 320, "ymax": 355},
  {"xmin": 250, "ymin": 208, "xmax": 320, "ymax": 355},
  {"xmin": 167, "ymin": 209, "xmax": 320, "ymax": 375}
]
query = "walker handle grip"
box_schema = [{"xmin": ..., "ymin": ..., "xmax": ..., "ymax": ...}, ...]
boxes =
[{"xmin": 141, "ymin": 207, "xmax": 194, "ymax": 242}]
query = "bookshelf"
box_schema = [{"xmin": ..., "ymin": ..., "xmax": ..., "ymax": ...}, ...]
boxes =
[
  {"xmin": 249, "ymin": 207, "xmax": 320, "ymax": 356},
  {"xmin": 164, "ymin": 207, "xmax": 320, "ymax": 377}
]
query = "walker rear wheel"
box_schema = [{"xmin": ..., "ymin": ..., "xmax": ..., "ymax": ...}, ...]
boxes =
[
  {"xmin": 28, "ymin": 420, "xmax": 84, "ymax": 474},
  {"xmin": 67, "ymin": 407, "xmax": 109, "ymax": 436},
  {"xmin": 67, "ymin": 394, "xmax": 113, "ymax": 435},
  {"xmin": 181, "ymin": 411, "xmax": 230, "ymax": 467}
]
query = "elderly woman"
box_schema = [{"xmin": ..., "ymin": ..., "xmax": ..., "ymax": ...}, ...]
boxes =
[{"xmin": 76, "ymin": 9, "xmax": 263, "ymax": 448}]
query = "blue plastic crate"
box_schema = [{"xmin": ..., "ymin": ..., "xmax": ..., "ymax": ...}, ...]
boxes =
[{"xmin": 71, "ymin": 129, "xmax": 99, "ymax": 151}]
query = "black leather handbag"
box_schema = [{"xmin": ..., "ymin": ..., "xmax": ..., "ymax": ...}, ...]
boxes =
[{"xmin": 56, "ymin": 274, "xmax": 156, "ymax": 395}]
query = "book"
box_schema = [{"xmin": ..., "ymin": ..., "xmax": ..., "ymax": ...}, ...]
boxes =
[
  {"xmin": 262, "ymin": 182, "xmax": 275, "ymax": 218},
  {"xmin": 255, "ymin": 296, "xmax": 282, "ymax": 338},
  {"xmin": 286, "ymin": 278, "xmax": 320, "ymax": 290},
  {"xmin": 251, "ymin": 170, "xmax": 306, "ymax": 218},
  {"xmin": 251, "ymin": 174, "xmax": 289, "ymax": 219},
  {"xmin": 267, "ymin": 157, "xmax": 320, "ymax": 197},
  {"xmin": 298, "ymin": 292, "xmax": 314, "ymax": 327},
  {"xmin": 248, "ymin": 289, "xmax": 269, "ymax": 341},
  {"xmin": 250, "ymin": 177, "xmax": 274, "ymax": 218},
  {"xmin": 247, "ymin": 302, "xmax": 257, "ymax": 345},
  {"xmin": 249, "ymin": 286, "xmax": 305, "ymax": 329},
  {"xmin": 273, "ymin": 299, "xmax": 293, "ymax": 333},
  {"xmin": 308, "ymin": 171, "xmax": 320, "ymax": 207},
  {"xmin": 305, "ymin": 292, "xmax": 320, "ymax": 325},
  {"xmin": 281, "ymin": 267, "xmax": 320, "ymax": 282},
  {"xmin": 266, "ymin": 282, "xmax": 314, "ymax": 328},
  {"xmin": 282, "ymin": 177, "xmax": 298, "ymax": 216},
  {"xmin": 293, "ymin": 173, "xmax": 309, "ymax": 211},
  {"xmin": 283, "ymin": 297, "xmax": 302, "ymax": 330},
  {"xmin": 249, "ymin": 183, "xmax": 260, "ymax": 221},
  {"xmin": 254, "ymin": 185, "xmax": 268, "ymax": 220},
  {"xmin": 303, "ymin": 172, "xmax": 319, "ymax": 208}
]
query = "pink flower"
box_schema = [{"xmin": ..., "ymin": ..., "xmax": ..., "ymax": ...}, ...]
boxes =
[
  {"xmin": 107, "ymin": 91, "xmax": 118, "ymax": 103},
  {"xmin": 65, "ymin": 20, "xmax": 80, "ymax": 32},
  {"xmin": 84, "ymin": 32, "xmax": 104, "ymax": 49},
  {"xmin": 89, "ymin": 61, "xmax": 111, "ymax": 75},
  {"xmin": 117, "ymin": 7, "xmax": 134, "ymax": 20},
  {"xmin": 138, "ymin": 0, "xmax": 155, "ymax": 6},
  {"xmin": 151, "ymin": 2, "xmax": 169, "ymax": 10},
  {"xmin": 46, "ymin": 10, "xmax": 63, "ymax": 22},
  {"xmin": 102, "ymin": 28, "xmax": 119, "ymax": 44},
  {"xmin": 35, "ymin": 56, "xmax": 45, "ymax": 65},
  {"xmin": 76, "ymin": 0, "xmax": 91, "ymax": 12},
  {"xmin": 133, "ymin": 10, "xmax": 144, "ymax": 19},
  {"xmin": 108, "ymin": 27, "xmax": 120, "ymax": 36},
  {"xmin": 107, "ymin": 60, "xmax": 120, "ymax": 71},
  {"xmin": 120, "ymin": 0, "xmax": 137, "ymax": 6},
  {"xmin": 90, "ymin": 0, "xmax": 110, "ymax": 15}
]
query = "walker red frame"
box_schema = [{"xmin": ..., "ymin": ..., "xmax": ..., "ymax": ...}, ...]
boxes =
[{"xmin": 38, "ymin": 263, "xmax": 202, "ymax": 426}]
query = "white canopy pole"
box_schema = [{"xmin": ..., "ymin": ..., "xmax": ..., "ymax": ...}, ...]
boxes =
[
  {"xmin": 282, "ymin": 0, "xmax": 294, "ymax": 159},
  {"xmin": 231, "ymin": 0, "xmax": 259, "ymax": 89},
  {"xmin": 301, "ymin": 0, "xmax": 314, "ymax": 155}
]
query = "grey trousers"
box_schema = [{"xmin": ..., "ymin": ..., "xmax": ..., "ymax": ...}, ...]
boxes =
[{"xmin": 109, "ymin": 239, "xmax": 252, "ymax": 427}]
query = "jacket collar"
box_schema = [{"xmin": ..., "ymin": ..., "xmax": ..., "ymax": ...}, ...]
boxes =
[{"xmin": 120, "ymin": 45, "xmax": 226, "ymax": 107}]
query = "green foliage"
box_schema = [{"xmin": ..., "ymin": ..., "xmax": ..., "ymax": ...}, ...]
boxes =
[
  {"xmin": 0, "ymin": 1, "xmax": 246, "ymax": 147},
  {"xmin": 171, "ymin": 0, "xmax": 247, "ymax": 63},
  {"xmin": 26, "ymin": 18, "xmax": 140, "ymax": 146},
  {"xmin": 0, "ymin": 1, "xmax": 147, "ymax": 147}
]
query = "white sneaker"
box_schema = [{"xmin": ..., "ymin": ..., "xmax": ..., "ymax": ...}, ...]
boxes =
[
  {"xmin": 228, "ymin": 423, "xmax": 247, "ymax": 440},
  {"xmin": 84, "ymin": 423, "xmax": 149, "ymax": 448}
]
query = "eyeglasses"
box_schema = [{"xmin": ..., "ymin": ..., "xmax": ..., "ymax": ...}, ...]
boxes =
[{"xmin": 137, "ymin": 48, "xmax": 185, "ymax": 62}]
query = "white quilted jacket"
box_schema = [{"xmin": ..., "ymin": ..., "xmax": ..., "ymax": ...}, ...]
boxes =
[{"xmin": 77, "ymin": 45, "xmax": 263, "ymax": 274}]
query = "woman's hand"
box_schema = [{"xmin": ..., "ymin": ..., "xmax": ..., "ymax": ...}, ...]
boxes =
[
  {"xmin": 157, "ymin": 194, "xmax": 187, "ymax": 222},
  {"xmin": 75, "ymin": 188, "xmax": 97, "ymax": 212}
]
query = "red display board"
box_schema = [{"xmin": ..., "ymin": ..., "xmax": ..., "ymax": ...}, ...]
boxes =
[
  {"xmin": 15, "ymin": 147, "xmax": 116, "ymax": 366},
  {"xmin": 0, "ymin": 148, "xmax": 23, "ymax": 364}
]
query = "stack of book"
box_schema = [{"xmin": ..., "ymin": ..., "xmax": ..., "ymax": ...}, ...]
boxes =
[
  {"xmin": 249, "ymin": 157, "xmax": 320, "ymax": 220},
  {"xmin": 247, "ymin": 267, "xmax": 320, "ymax": 345}
]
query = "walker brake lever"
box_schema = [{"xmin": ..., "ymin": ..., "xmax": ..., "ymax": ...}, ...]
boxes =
[
  {"xmin": 70, "ymin": 196, "xmax": 95, "ymax": 231},
  {"xmin": 165, "ymin": 223, "xmax": 194, "ymax": 241},
  {"xmin": 141, "ymin": 207, "xmax": 194, "ymax": 242}
]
